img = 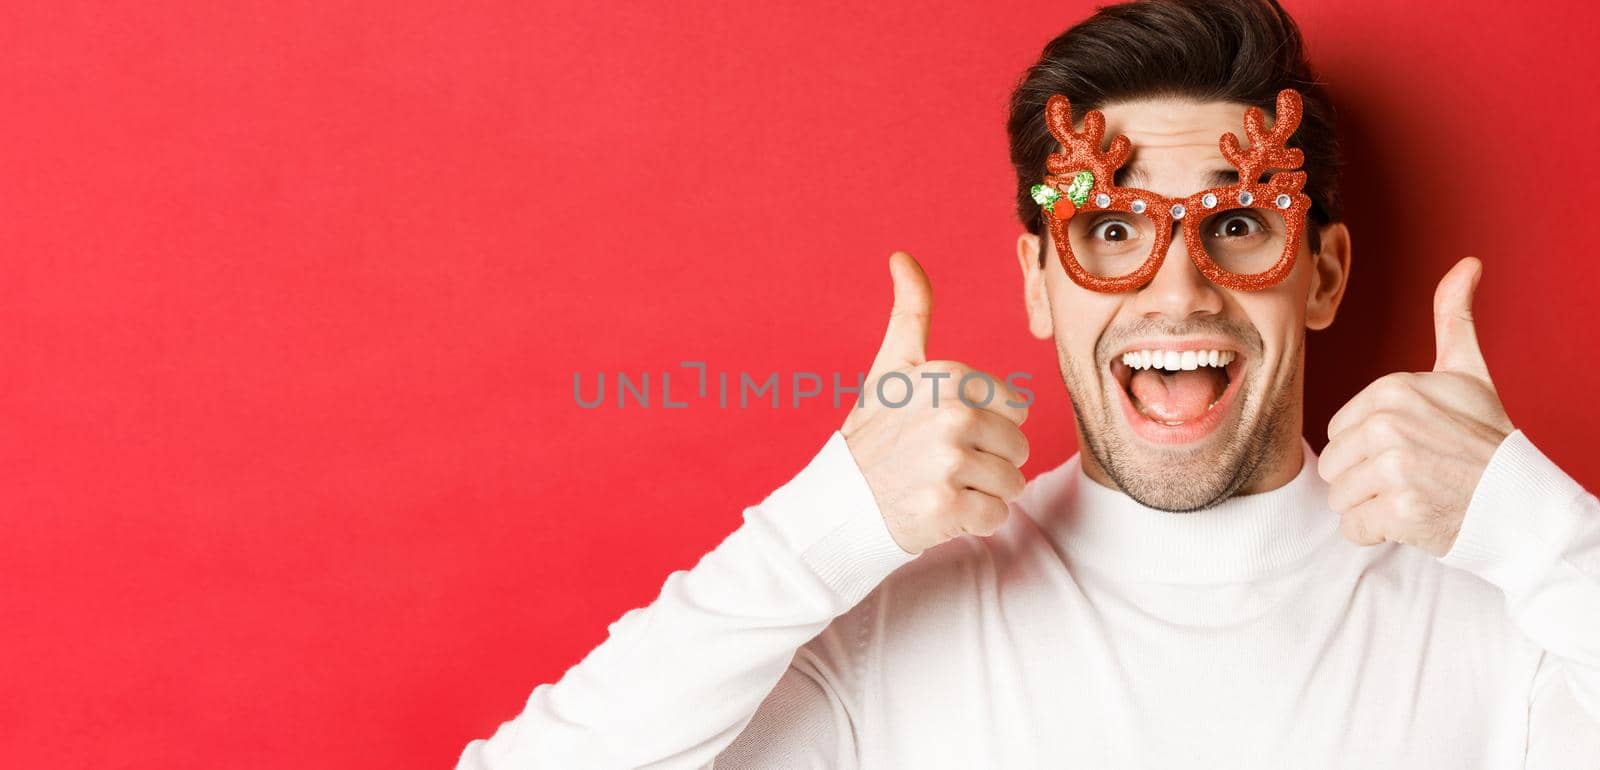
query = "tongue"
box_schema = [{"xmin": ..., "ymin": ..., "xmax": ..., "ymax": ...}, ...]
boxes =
[{"xmin": 1129, "ymin": 368, "xmax": 1226, "ymax": 423}]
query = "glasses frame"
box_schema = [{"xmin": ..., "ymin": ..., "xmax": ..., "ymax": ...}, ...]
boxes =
[{"xmin": 1037, "ymin": 88, "xmax": 1313, "ymax": 295}]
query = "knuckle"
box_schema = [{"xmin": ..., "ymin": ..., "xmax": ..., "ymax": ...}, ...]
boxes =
[
  {"xmin": 958, "ymin": 377, "xmax": 1000, "ymax": 408},
  {"xmin": 1367, "ymin": 411, "xmax": 1404, "ymax": 442},
  {"xmin": 937, "ymin": 401, "xmax": 976, "ymax": 430},
  {"xmin": 935, "ymin": 448, "xmax": 967, "ymax": 482},
  {"xmin": 920, "ymin": 359, "xmax": 966, "ymax": 378},
  {"xmin": 1397, "ymin": 491, "xmax": 1431, "ymax": 521},
  {"xmin": 920, "ymin": 486, "xmax": 955, "ymax": 516},
  {"xmin": 1376, "ymin": 447, "xmax": 1409, "ymax": 482},
  {"xmin": 1376, "ymin": 372, "xmax": 1414, "ymax": 395}
]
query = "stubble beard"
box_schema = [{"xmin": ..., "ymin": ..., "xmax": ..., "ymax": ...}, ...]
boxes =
[{"xmin": 1057, "ymin": 332, "xmax": 1301, "ymax": 513}]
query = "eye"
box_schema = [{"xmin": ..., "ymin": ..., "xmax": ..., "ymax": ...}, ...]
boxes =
[
  {"xmin": 1211, "ymin": 213, "xmax": 1265, "ymax": 238},
  {"xmin": 1090, "ymin": 219, "xmax": 1134, "ymax": 242}
]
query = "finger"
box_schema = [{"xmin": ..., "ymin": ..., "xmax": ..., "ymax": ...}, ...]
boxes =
[
  {"xmin": 954, "ymin": 488, "xmax": 1010, "ymax": 537},
  {"xmin": 1316, "ymin": 428, "xmax": 1371, "ymax": 485},
  {"xmin": 952, "ymin": 370, "xmax": 1029, "ymax": 426},
  {"xmin": 867, "ymin": 251, "xmax": 932, "ymax": 377},
  {"xmin": 1319, "ymin": 421, "xmax": 1402, "ymax": 487},
  {"xmin": 1325, "ymin": 452, "xmax": 1391, "ymax": 513},
  {"xmin": 1325, "ymin": 373, "xmax": 1434, "ymax": 441},
  {"xmin": 1342, "ymin": 494, "xmax": 1394, "ymax": 546},
  {"xmin": 1321, "ymin": 409, "xmax": 1417, "ymax": 481},
  {"xmin": 954, "ymin": 448, "xmax": 1028, "ymax": 502},
  {"xmin": 1432, "ymin": 256, "xmax": 1490, "ymax": 382},
  {"xmin": 1339, "ymin": 507, "xmax": 1388, "ymax": 547},
  {"xmin": 964, "ymin": 408, "xmax": 1030, "ymax": 467}
]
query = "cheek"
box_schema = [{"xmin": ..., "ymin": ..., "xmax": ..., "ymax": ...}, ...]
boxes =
[
  {"xmin": 1239, "ymin": 295, "xmax": 1299, "ymax": 331},
  {"xmin": 1055, "ymin": 324, "xmax": 1101, "ymax": 376},
  {"xmin": 1047, "ymin": 282, "xmax": 1121, "ymax": 375},
  {"xmin": 1280, "ymin": 241, "xmax": 1318, "ymax": 319},
  {"xmin": 1235, "ymin": 296, "xmax": 1303, "ymax": 377},
  {"xmin": 1257, "ymin": 252, "xmax": 1320, "ymax": 370}
]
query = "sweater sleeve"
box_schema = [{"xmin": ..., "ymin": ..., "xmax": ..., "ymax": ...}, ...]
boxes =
[
  {"xmin": 710, "ymin": 644, "xmax": 862, "ymax": 769},
  {"xmin": 1436, "ymin": 429, "xmax": 1600, "ymax": 745},
  {"xmin": 455, "ymin": 431, "xmax": 920, "ymax": 770}
]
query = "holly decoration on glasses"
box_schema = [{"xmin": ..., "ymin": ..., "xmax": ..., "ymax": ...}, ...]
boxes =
[{"xmin": 1032, "ymin": 170, "xmax": 1094, "ymax": 218}]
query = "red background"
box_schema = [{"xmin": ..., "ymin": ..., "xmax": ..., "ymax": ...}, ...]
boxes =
[{"xmin": 4, "ymin": 2, "xmax": 1598, "ymax": 766}]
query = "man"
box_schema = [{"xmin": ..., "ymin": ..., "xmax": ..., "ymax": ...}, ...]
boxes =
[{"xmin": 460, "ymin": 1, "xmax": 1600, "ymax": 767}]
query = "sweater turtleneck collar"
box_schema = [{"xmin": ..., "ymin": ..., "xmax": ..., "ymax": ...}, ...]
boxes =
[{"xmin": 1021, "ymin": 437, "xmax": 1338, "ymax": 584}]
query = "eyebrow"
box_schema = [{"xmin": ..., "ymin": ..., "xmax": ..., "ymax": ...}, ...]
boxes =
[{"xmin": 1115, "ymin": 164, "xmax": 1240, "ymax": 190}]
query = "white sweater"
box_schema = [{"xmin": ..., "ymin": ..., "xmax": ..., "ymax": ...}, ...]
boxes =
[{"xmin": 458, "ymin": 430, "xmax": 1600, "ymax": 768}]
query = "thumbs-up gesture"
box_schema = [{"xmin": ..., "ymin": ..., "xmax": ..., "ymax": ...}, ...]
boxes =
[
  {"xmin": 842, "ymin": 252, "xmax": 1031, "ymax": 555},
  {"xmin": 1317, "ymin": 257, "xmax": 1516, "ymax": 556}
]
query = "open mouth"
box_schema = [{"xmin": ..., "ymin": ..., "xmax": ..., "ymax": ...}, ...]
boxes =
[{"xmin": 1108, "ymin": 345, "xmax": 1246, "ymax": 445}]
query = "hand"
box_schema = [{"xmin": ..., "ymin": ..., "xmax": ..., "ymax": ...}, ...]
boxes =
[
  {"xmin": 842, "ymin": 251, "xmax": 1031, "ymax": 555},
  {"xmin": 1317, "ymin": 257, "xmax": 1515, "ymax": 556}
]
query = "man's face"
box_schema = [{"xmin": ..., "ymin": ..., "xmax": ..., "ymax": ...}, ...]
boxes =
[{"xmin": 1017, "ymin": 96, "xmax": 1349, "ymax": 511}]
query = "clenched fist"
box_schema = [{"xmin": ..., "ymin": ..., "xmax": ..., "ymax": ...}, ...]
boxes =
[
  {"xmin": 1318, "ymin": 256, "xmax": 1515, "ymax": 556},
  {"xmin": 842, "ymin": 252, "xmax": 1031, "ymax": 556}
]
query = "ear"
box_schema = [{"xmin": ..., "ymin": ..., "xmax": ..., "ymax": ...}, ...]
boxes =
[
  {"xmin": 1304, "ymin": 222, "xmax": 1351, "ymax": 331},
  {"xmin": 1016, "ymin": 232, "xmax": 1055, "ymax": 340}
]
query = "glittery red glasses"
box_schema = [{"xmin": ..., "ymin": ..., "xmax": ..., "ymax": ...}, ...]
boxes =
[{"xmin": 1032, "ymin": 88, "xmax": 1312, "ymax": 294}]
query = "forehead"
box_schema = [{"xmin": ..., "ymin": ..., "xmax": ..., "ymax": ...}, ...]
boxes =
[{"xmin": 1091, "ymin": 97, "xmax": 1254, "ymax": 197}]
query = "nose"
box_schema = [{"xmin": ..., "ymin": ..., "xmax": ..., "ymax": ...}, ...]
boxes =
[{"xmin": 1130, "ymin": 223, "xmax": 1225, "ymax": 320}]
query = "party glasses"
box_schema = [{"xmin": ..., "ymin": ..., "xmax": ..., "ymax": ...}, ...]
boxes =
[{"xmin": 1032, "ymin": 88, "xmax": 1312, "ymax": 294}]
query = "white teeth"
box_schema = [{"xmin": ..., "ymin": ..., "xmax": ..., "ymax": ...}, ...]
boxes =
[{"xmin": 1118, "ymin": 348, "xmax": 1237, "ymax": 371}]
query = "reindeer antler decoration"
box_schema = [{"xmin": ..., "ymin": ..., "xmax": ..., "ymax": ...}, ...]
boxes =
[
  {"xmin": 1219, "ymin": 89, "xmax": 1307, "ymax": 196},
  {"xmin": 1031, "ymin": 95, "xmax": 1132, "ymax": 216},
  {"xmin": 1044, "ymin": 94, "xmax": 1131, "ymax": 186}
]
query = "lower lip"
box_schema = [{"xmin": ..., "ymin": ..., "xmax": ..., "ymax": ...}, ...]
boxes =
[{"xmin": 1113, "ymin": 361, "xmax": 1244, "ymax": 445}]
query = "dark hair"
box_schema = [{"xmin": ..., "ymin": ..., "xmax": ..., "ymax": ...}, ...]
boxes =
[{"xmin": 1007, "ymin": 0, "xmax": 1341, "ymax": 262}]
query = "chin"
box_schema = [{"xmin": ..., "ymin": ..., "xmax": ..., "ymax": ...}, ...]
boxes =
[
  {"xmin": 1098, "ymin": 435, "xmax": 1254, "ymax": 512},
  {"xmin": 1086, "ymin": 365, "xmax": 1264, "ymax": 513},
  {"xmin": 1058, "ymin": 332, "xmax": 1295, "ymax": 511}
]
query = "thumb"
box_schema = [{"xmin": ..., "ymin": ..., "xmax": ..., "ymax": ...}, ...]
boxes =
[
  {"xmin": 868, "ymin": 251, "xmax": 932, "ymax": 375},
  {"xmin": 1432, "ymin": 256, "xmax": 1490, "ymax": 381}
]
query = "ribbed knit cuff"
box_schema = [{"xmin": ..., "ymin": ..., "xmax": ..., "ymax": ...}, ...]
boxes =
[
  {"xmin": 753, "ymin": 431, "xmax": 920, "ymax": 607},
  {"xmin": 1439, "ymin": 429, "xmax": 1590, "ymax": 594}
]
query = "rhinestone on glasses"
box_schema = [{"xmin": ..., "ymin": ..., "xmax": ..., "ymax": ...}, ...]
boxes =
[
  {"xmin": 1170, "ymin": 203, "xmax": 1186, "ymax": 220},
  {"xmin": 1274, "ymin": 193, "xmax": 1292, "ymax": 209},
  {"xmin": 1237, "ymin": 190, "xmax": 1254, "ymax": 206},
  {"xmin": 1094, "ymin": 192, "xmax": 1111, "ymax": 208},
  {"xmin": 1130, "ymin": 199, "xmax": 1147, "ymax": 214},
  {"xmin": 1201, "ymin": 193, "xmax": 1217, "ymax": 208}
]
